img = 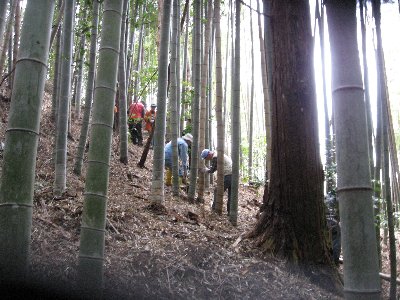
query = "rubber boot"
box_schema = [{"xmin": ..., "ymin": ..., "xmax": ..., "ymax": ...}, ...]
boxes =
[{"xmin": 165, "ymin": 169, "xmax": 172, "ymax": 186}]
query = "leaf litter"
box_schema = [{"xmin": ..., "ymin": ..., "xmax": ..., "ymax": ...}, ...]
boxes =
[{"xmin": 1, "ymin": 86, "xmax": 396, "ymax": 299}]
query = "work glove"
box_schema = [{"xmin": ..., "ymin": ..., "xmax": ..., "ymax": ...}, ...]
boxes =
[{"xmin": 200, "ymin": 167, "xmax": 209, "ymax": 174}]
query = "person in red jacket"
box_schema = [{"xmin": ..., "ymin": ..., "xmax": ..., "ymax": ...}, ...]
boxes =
[{"xmin": 127, "ymin": 100, "xmax": 145, "ymax": 145}]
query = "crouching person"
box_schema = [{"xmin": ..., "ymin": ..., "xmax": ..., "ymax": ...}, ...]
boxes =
[
  {"xmin": 164, "ymin": 133, "xmax": 193, "ymax": 186},
  {"xmin": 200, "ymin": 149, "xmax": 232, "ymax": 215}
]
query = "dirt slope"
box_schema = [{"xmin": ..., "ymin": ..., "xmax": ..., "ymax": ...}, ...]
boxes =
[{"xmin": 1, "ymin": 86, "xmax": 387, "ymax": 299}]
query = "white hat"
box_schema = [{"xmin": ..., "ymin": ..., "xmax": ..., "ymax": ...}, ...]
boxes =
[{"xmin": 182, "ymin": 133, "xmax": 193, "ymax": 143}]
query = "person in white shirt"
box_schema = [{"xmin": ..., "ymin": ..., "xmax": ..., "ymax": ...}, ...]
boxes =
[{"xmin": 201, "ymin": 149, "xmax": 232, "ymax": 214}]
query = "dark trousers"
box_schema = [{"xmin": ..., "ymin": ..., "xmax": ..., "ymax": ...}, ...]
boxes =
[
  {"xmin": 129, "ymin": 121, "xmax": 143, "ymax": 145},
  {"xmin": 212, "ymin": 174, "xmax": 232, "ymax": 214}
]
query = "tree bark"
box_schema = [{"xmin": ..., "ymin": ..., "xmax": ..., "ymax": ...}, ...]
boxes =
[
  {"xmin": 118, "ymin": 0, "xmax": 129, "ymax": 164},
  {"xmin": 248, "ymin": 0, "xmax": 254, "ymax": 182},
  {"xmin": 257, "ymin": 0, "xmax": 271, "ymax": 182},
  {"xmin": 251, "ymin": 0, "xmax": 329, "ymax": 265},
  {"xmin": 78, "ymin": 1, "xmax": 123, "ymax": 297},
  {"xmin": 170, "ymin": 0, "xmax": 180, "ymax": 196},
  {"xmin": 213, "ymin": 0, "xmax": 224, "ymax": 214},
  {"xmin": 126, "ymin": 0, "xmax": 139, "ymax": 103},
  {"xmin": 150, "ymin": 0, "xmax": 171, "ymax": 203},
  {"xmin": 74, "ymin": 8, "xmax": 87, "ymax": 120},
  {"xmin": 187, "ymin": 0, "xmax": 201, "ymax": 202},
  {"xmin": 49, "ymin": 0, "xmax": 64, "ymax": 50},
  {"xmin": 326, "ymin": 0, "xmax": 381, "ymax": 297},
  {"xmin": 0, "ymin": 0, "xmax": 18, "ymax": 75},
  {"xmin": 10, "ymin": 0, "xmax": 20, "ymax": 87},
  {"xmin": 229, "ymin": 0, "xmax": 240, "ymax": 225},
  {"xmin": 197, "ymin": 0, "xmax": 213, "ymax": 202},
  {"xmin": 51, "ymin": 25, "xmax": 62, "ymax": 120},
  {"xmin": 54, "ymin": 0, "xmax": 75, "ymax": 197},
  {"xmin": 372, "ymin": 0, "xmax": 397, "ymax": 297},
  {"xmin": 73, "ymin": 0, "xmax": 100, "ymax": 176},
  {"xmin": 359, "ymin": 0, "xmax": 373, "ymax": 177},
  {"xmin": 0, "ymin": 1, "xmax": 7, "ymax": 51},
  {"xmin": 0, "ymin": 0, "xmax": 55, "ymax": 282}
]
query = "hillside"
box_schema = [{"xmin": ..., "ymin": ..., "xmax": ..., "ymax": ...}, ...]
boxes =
[{"xmin": 0, "ymin": 85, "xmax": 350, "ymax": 299}]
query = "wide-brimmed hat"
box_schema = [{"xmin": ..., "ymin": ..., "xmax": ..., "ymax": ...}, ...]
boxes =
[
  {"xmin": 182, "ymin": 133, "xmax": 193, "ymax": 143},
  {"xmin": 150, "ymin": 103, "xmax": 157, "ymax": 108}
]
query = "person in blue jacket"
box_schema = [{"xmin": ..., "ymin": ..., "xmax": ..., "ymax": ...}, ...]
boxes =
[{"xmin": 164, "ymin": 133, "xmax": 193, "ymax": 185}]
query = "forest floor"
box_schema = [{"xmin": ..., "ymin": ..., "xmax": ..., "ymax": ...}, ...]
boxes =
[{"xmin": 0, "ymin": 85, "xmax": 398, "ymax": 299}]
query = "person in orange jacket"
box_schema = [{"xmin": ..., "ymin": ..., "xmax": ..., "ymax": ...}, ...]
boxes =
[{"xmin": 144, "ymin": 103, "xmax": 157, "ymax": 133}]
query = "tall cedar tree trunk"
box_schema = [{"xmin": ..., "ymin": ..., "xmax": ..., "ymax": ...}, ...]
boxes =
[
  {"xmin": 73, "ymin": 0, "xmax": 100, "ymax": 176},
  {"xmin": 118, "ymin": 0, "xmax": 129, "ymax": 164},
  {"xmin": 150, "ymin": 0, "xmax": 171, "ymax": 203},
  {"xmin": 54, "ymin": 0, "xmax": 75, "ymax": 197},
  {"xmin": 214, "ymin": 0, "xmax": 225, "ymax": 213},
  {"xmin": 372, "ymin": 0, "xmax": 397, "ymax": 297},
  {"xmin": 197, "ymin": 0, "xmax": 213, "ymax": 202},
  {"xmin": 170, "ymin": 0, "xmax": 180, "ymax": 196},
  {"xmin": 0, "ymin": 0, "xmax": 55, "ymax": 282},
  {"xmin": 188, "ymin": 0, "xmax": 201, "ymax": 202},
  {"xmin": 251, "ymin": 0, "xmax": 329, "ymax": 264},
  {"xmin": 77, "ymin": 1, "xmax": 123, "ymax": 296},
  {"xmin": 326, "ymin": 0, "xmax": 381, "ymax": 297},
  {"xmin": 229, "ymin": 0, "xmax": 240, "ymax": 225}
]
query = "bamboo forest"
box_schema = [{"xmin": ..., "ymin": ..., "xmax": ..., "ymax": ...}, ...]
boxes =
[{"xmin": 0, "ymin": 0, "xmax": 400, "ymax": 299}]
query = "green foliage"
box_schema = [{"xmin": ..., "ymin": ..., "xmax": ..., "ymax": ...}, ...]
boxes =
[
  {"xmin": 129, "ymin": 66, "xmax": 158, "ymax": 103},
  {"xmin": 182, "ymin": 123, "xmax": 192, "ymax": 136},
  {"xmin": 324, "ymin": 162, "xmax": 337, "ymax": 195},
  {"xmin": 373, "ymin": 179, "xmax": 400, "ymax": 230},
  {"xmin": 240, "ymin": 135, "xmax": 266, "ymax": 185}
]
